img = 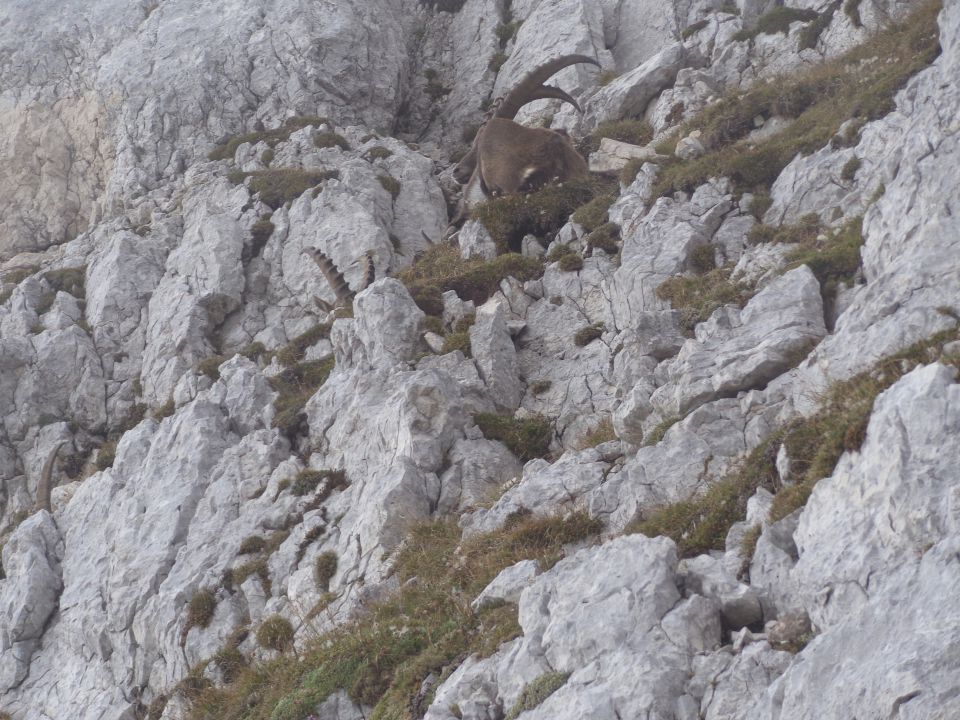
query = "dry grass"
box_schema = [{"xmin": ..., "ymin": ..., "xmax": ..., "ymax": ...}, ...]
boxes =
[{"xmin": 185, "ymin": 512, "xmax": 602, "ymax": 720}]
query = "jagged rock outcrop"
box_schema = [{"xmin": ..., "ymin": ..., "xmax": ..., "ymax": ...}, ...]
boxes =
[{"xmin": 0, "ymin": 0, "xmax": 958, "ymax": 717}]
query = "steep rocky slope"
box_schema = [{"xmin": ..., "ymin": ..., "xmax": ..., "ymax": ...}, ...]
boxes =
[{"xmin": 0, "ymin": 0, "xmax": 958, "ymax": 719}]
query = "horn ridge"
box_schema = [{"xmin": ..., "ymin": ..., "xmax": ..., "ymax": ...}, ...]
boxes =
[
  {"xmin": 494, "ymin": 54, "xmax": 600, "ymax": 120},
  {"xmin": 305, "ymin": 247, "xmax": 353, "ymax": 302}
]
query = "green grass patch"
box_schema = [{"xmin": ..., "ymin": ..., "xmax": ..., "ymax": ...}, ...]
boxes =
[
  {"xmin": 732, "ymin": 7, "xmax": 819, "ymax": 42},
  {"xmin": 397, "ymin": 245, "xmax": 543, "ymax": 316},
  {"xmin": 314, "ymin": 132, "xmax": 350, "ymax": 151},
  {"xmin": 473, "ymin": 413, "xmax": 553, "ymax": 462},
  {"xmin": 231, "ymin": 169, "xmax": 340, "ymax": 210},
  {"xmin": 506, "ymin": 672, "xmax": 570, "ymax": 720},
  {"xmin": 270, "ymin": 358, "xmax": 336, "ymax": 438},
  {"xmin": 582, "ymin": 120, "xmax": 654, "ymax": 154},
  {"xmin": 472, "ymin": 177, "xmax": 615, "ymax": 253},
  {"xmin": 186, "ymin": 590, "xmax": 217, "ymax": 633},
  {"xmin": 643, "ymin": 415, "xmax": 683, "ymax": 446},
  {"xmin": 578, "ymin": 417, "xmax": 616, "ymax": 449},
  {"xmin": 571, "ymin": 194, "xmax": 615, "ymax": 232},
  {"xmin": 257, "ymin": 616, "xmax": 295, "ymax": 652},
  {"xmin": 276, "ymin": 324, "xmax": 331, "ymax": 367},
  {"xmin": 656, "ymin": 266, "xmax": 753, "ymax": 334},
  {"xmin": 586, "ymin": 223, "xmax": 621, "ymax": 255},
  {"xmin": 208, "ymin": 116, "xmax": 332, "ymax": 161}
]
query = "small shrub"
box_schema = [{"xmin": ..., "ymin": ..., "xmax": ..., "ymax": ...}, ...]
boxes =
[
  {"xmin": 643, "ymin": 415, "xmax": 682, "ymax": 446},
  {"xmin": 257, "ymin": 615, "xmax": 295, "ymax": 652},
  {"xmin": 96, "ymin": 440, "xmax": 117, "ymax": 471},
  {"xmin": 43, "ymin": 267, "xmax": 86, "ymax": 298},
  {"xmin": 197, "ymin": 355, "xmax": 226, "ymax": 380},
  {"xmin": 398, "ymin": 246, "xmax": 544, "ymax": 316},
  {"xmin": 785, "ymin": 216, "xmax": 864, "ymax": 294},
  {"xmin": 689, "ymin": 244, "xmax": 716, "ymax": 274},
  {"xmin": 472, "ymin": 177, "xmax": 613, "ymax": 253},
  {"xmin": 208, "ymin": 116, "xmax": 332, "ymax": 161},
  {"xmin": 558, "ymin": 254, "xmax": 584, "ymax": 272},
  {"xmin": 314, "ymin": 551, "xmax": 338, "ymax": 591},
  {"xmin": 571, "ymin": 195, "xmax": 615, "ymax": 232},
  {"xmin": 186, "ymin": 590, "xmax": 217, "ymax": 631},
  {"xmin": 474, "ymin": 413, "xmax": 552, "ymax": 461},
  {"xmin": 232, "ymin": 169, "xmax": 340, "ymax": 210},
  {"xmin": 289, "ymin": 468, "xmax": 348, "ymax": 503},
  {"xmin": 529, "ymin": 380, "xmax": 552, "ymax": 395},
  {"xmin": 270, "ymin": 358, "xmax": 336, "ymax": 438},
  {"xmin": 442, "ymin": 331, "xmax": 472, "ymax": 356},
  {"xmin": 506, "ymin": 672, "xmax": 571, "ymax": 720},
  {"xmin": 573, "ymin": 323, "xmax": 604, "ymax": 347},
  {"xmin": 656, "ymin": 267, "xmax": 753, "ymax": 333},
  {"xmin": 620, "ymin": 158, "xmax": 645, "ymax": 186},
  {"xmin": 733, "ymin": 7, "xmax": 819, "ymax": 42},
  {"xmin": 682, "ymin": 19, "xmax": 709, "ymax": 39},
  {"xmin": 488, "ymin": 52, "xmax": 509, "ymax": 72},
  {"xmin": 797, "ymin": 1, "xmax": 839, "ymax": 52},
  {"xmin": 212, "ymin": 646, "xmax": 247, "ymax": 685},
  {"xmin": 233, "ymin": 557, "xmax": 270, "ymax": 593},
  {"xmin": 314, "ymin": 132, "xmax": 350, "ymax": 151},
  {"xmin": 276, "ymin": 324, "xmax": 331, "ymax": 367},
  {"xmin": 586, "ymin": 223, "xmax": 620, "ymax": 255},
  {"xmin": 240, "ymin": 342, "xmax": 269, "ymax": 361},
  {"xmin": 367, "ymin": 146, "xmax": 393, "ymax": 160},
  {"xmin": 147, "ymin": 696, "xmax": 168, "ymax": 720},
  {"xmin": 249, "ymin": 215, "xmax": 275, "ymax": 258},
  {"xmin": 749, "ymin": 192, "xmax": 773, "ymax": 220},
  {"xmin": 239, "ymin": 535, "xmax": 267, "ymax": 555},
  {"xmin": 579, "ymin": 418, "xmax": 616, "ymax": 448},
  {"xmin": 155, "ymin": 398, "xmax": 175, "ymax": 420},
  {"xmin": 843, "ymin": 0, "xmax": 864, "ymax": 27},
  {"xmin": 738, "ymin": 524, "xmax": 763, "ymax": 580},
  {"xmin": 378, "ymin": 174, "xmax": 401, "ymax": 199},
  {"xmin": 841, "ymin": 156, "xmax": 861, "ymax": 182}
]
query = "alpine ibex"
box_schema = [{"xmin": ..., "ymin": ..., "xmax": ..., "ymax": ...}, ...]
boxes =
[
  {"xmin": 453, "ymin": 54, "xmax": 600, "ymax": 214},
  {"xmin": 34, "ymin": 441, "xmax": 65, "ymax": 514},
  {"xmin": 304, "ymin": 248, "xmax": 376, "ymax": 312}
]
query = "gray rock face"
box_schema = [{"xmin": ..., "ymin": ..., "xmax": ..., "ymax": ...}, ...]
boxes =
[
  {"xmin": 1, "ymin": 0, "xmax": 959, "ymax": 717},
  {"xmin": 649, "ymin": 266, "xmax": 826, "ymax": 418}
]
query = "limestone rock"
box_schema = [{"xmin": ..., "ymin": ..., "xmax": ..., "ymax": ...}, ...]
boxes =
[{"xmin": 472, "ymin": 560, "xmax": 541, "ymax": 611}]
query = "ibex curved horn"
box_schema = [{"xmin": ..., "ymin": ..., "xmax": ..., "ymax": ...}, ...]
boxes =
[
  {"xmin": 34, "ymin": 441, "xmax": 65, "ymax": 513},
  {"xmin": 304, "ymin": 248, "xmax": 352, "ymax": 304},
  {"xmin": 494, "ymin": 54, "xmax": 600, "ymax": 120}
]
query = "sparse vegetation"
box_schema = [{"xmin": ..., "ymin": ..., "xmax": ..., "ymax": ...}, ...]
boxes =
[
  {"xmin": 378, "ymin": 174, "xmax": 401, "ymax": 199},
  {"xmin": 208, "ymin": 116, "xmax": 333, "ymax": 161},
  {"xmin": 230, "ymin": 169, "xmax": 340, "ymax": 210},
  {"xmin": 530, "ymin": 380, "xmax": 552, "ymax": 395},
  {"xmin": 248, "ymin": 215, "xmax": 275, "ymax": 259},
  {"xmin": 185, "ymin": 511, "xmax": 601, "ymax": 720},
  {"xmin": 579, "ymin": 418, "xmax": 616, "ymax": 449},
  {"xmin": 572, "ymin": 194, "xmax": 615, "ymax": 232},
  {"xmin": 558, "ymin": 253, "xmax": 584, "ymax": 272},
  {"xmin": 472, "ymin": 177, "xmax": 614, "ymax": 253},
  {"xmin": 257, "ymin": 615, "xmax": 295, "ymax": 652},
  {"xmin": 629, "ymin": 328, "xmax": 960, "ymax": 555},
  {"xmin": 841, "ymin": 156, "xmax": 861, "ymax": 181},
  {"xmin": 367, "ymin": 146, "xmax": 394, "ymax": 160},
  {"xmin": 844, "ymin": 0, "xmax": 864, "ymax": 27},
  {"xmin": 573, "ymin": 323, "xmax": 605, "ymax": 347},
  {"xmin": 197, "ymin": 355, "xmax": 227, "ymax": 381},
  {"xmin": 43, "ymin": 266, "xmax": 86, "ymax": 298},
  {"xmin": 733, "ymin": 7, "xmax": 819, "ymax": 42},
  {"xmin": 186, "ymin": 590, "xmax": 217, "ymax": 633},
  {"xmin": 656, "ymin": 266, "xmax": 754, "ymax": 333},
  {"xmin": 290, "ymin": 469, "xmax": 347, "ymax": 500},
  {"xmin": 643, "ymin": 415, "xmax": 683, "ymax": 446},
  {"xmin": 270, "ymin": 357, "xmax": 336, "ymax": 437},
  {"xmin": 473, "ymin": 413, "xmax": 553, "ymax": 462},
  {"xmin": 96, "ymin": 440, "xmax": 117, "ymax": 471},
  {"xmin": 488, "ymin": 52, "xmax": 509, "ymax": 72},
  {"xmin": 689, "ymin": 243, "xmax": 716, "ymax": 274},
  {"xmin": 586, "ymin": 223, "xmax": 621, "ymax": 255},
  {"xmin": 582, "ymin": 119, "xmax": 654, "ymax": 154},
  {"xmin": 654, "ymin": 2, "xmax": 941, "ymax": 200},
  {"xmin": 276, "ymin": 324, "xmax": 331, "ymax": 367},
  {"xmin": 797, "ymin": 1, "xmax": 840, "ymax": 52},
  {"xmin": 682, "ymin": 19, "xmax": 709, "ymax": 40},
  {"xmin": 314, "ymin": 132, "xmax": 350, "ymax": 151},
  {"xmin": 506, "ymin": 672, "xmax": 571, "ymax": 720},
  {"xmin": 397, "ymin": 245, "xmax": 543, "ymax": 316},
  {"xmin": 239, "ymin": 535, "xmax": 267, "ymax": 555},
  {"xmin": 314, "ymin": 551, "xmax": 338, "ymax": 591}
]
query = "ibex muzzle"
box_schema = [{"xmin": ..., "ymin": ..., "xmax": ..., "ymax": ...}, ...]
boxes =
[{"xmin": 453, "ymin": 55, "xmax": 600, "ymax": 213}]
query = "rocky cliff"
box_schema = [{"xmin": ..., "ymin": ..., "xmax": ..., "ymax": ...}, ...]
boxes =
[{"xmin": 0, "ymin": 0, "xmax": 958, "ymax": 718}]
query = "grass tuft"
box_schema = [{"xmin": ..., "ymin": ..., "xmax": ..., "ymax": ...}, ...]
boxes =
[
  {"xmin": 473, "ymin": 413, "xmax": 553, "ymax": 462},
  {"xmin": 656, "ymin": 266, "xmax": 753, "ymax": 334},
  {"xmin": 506, "ymin": 672, "xmax": 570, "ymax": 720}
]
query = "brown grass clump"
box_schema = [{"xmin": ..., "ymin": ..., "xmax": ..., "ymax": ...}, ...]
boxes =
[
  {"xmin": 397, "ymin": 245, "xmax": 543, "ymax": 316},
  {"xmin": 473, "ymin": 413, "xmax": 553, "ymax": 462},
  {"xmin": 208, "ymin": 116, "xmax": 332, "ymax": 161},
  {"xmin": 231, "ymin": 169, "xmax": 340, "ymax": 210},
  {"xmin": 656, "ymin": 266, "xmax": 754, "ymax": 334},
  {"xmin": 270, "ymin": 358, "xmax": 336, "ymax": 438}
]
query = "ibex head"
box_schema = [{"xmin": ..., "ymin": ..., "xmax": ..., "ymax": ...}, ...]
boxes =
[{"xmin": 453, "ymin": 54, "xmax": 600, "ymax": 211}]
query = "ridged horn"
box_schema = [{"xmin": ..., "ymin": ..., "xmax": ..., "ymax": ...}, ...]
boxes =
[
  {"xmin": 494, "ymin": 54, "xmax": 600, "ymax": 120},
  {"xmin": 35, "ymin": 441, "xmax": 65, "ymax": 513},
  {"xmin": 360, "ymin": 251, "xmax": 376, "ymax": 291},
  {"xmin": 304, "ymin": 248, "xmax": 352, "ymax": 302},
  {"xmin": 528, "ymin": 85, "xmax": 583, "ymax": 112}
]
